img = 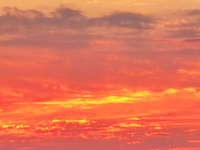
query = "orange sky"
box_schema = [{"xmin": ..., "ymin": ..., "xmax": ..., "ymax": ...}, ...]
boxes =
[{"xmin": 0, "ymin": 1, "xmax": 200, "ymax": 150}]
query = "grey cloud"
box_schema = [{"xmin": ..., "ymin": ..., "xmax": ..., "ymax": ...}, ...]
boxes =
[
  {"xmin": 0, "ymin": 7, "xmax": 45, "ymax": 29},
  {"xmin": 90, "ymin": 12, "xmax": 155, "ymax": 29},
  {"xmin": 0, "ymin": 7, "xmax": 156, "ymax": 48},
  {"xmin": 48, "ymin": 7, "xmax": 88, "ymax": 28},
  {"xmin": 0, "ymin": 7, "xmax": 88, "ymax": 31},
  {"xmin": 185, "ymin": 9, "xmax": 200, "ymax": 16},
  {"xmin": 167, "ymin": 29, "xmax": 199, "ymax": 38},
  {"xmin": 0, "ymin": 7, "xmax": 155, "ymax": 31},
  {"xmin": 53, "ymin": 7, "xmax": 85, "ymax": 20},
  {"xmin": 0, "ymin": 7, "xmax": 91, "ymax": 48}
]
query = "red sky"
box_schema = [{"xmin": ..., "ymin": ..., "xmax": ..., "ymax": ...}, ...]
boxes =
[{"xmin": 1, "ymin": 0, "xmax": 200, "ymax": 150}]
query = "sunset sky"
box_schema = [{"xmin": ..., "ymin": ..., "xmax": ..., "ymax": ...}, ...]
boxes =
[{"xmin": 1, "ymin": 0, "xmax": 200, "ymax": 150}]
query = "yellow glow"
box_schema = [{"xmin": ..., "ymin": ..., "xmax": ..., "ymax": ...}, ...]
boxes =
[
  {"xmin": 154, "ymin": 126, "xmax": 162, "ymax": 130},
  {"xmin": 35, "ymin": 90, "xmax": 152, "ymax": 107},
  {"xmin": 165, "ymin": 88, "xmax": 179, "ymax": 94},
  {"xmin": 16, "ymin": 124, "xmax": 30, "ymax": 129},
  {"xmin": 130, "ymin": 91, "xmax": 151, "ymax": 97},
  {"xmin": 52, "ymin": 119, "xmax": 92, "ymax": 124},
  {"xmin": 2, "ymin": 124, "xmax": 15, "ymax": 129},
  {"xmin": 183, "ymin": 88, "xmax": 196, "ymax": 92},
  {"xmin": 127, "ymin": 117, "xmax": 140, "ymax": 121},
  {"xmin": 118, "ymin": 123, "xmax": 143, "ymax": 128}
]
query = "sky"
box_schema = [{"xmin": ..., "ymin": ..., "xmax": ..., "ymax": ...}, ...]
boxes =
[{"xmin": 0, "ymin": 0, "xmax": 200, "ymax": 150}]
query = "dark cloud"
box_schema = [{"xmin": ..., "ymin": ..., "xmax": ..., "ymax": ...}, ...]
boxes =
[
  {"xmin": 0, "ymin": 7, "xmax": 155, "ymax": 32},
  {"xmin": 53, "ymin": 7, "xmax": 85, "ymax": 21},
  {"xmin": 49, "ymin": 7, "xmax": 88, "ymax": 28},
  {"xmin": 0, "ymin": 7, "xmax": 88, "ymax": 30},
  {"xmin": 185, "ymin": 9, "xmax": 200, "ymax": 16},
  {"xmin": 167, "ymin": 29, "xmax": 199, "ymax": 38},
  {"xmin": 0, "ymin": 8, "xmax": 42, "ymax": 33},
  {"xmin": 90, "ymin": 12, "xmax": 155, "ymax": 29},
  {"xmin": 0, "ymin": 7, "xmax": 156, "ymax": 48}
]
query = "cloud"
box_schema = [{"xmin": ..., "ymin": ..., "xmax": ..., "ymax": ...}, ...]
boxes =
[
  {"xmin": 185, "ymin": 9, "xmax": 200, "ymax": 16},
  {"xmin": 0, "ymin": 7, "xmax": 155, "ymax": 32},
  {"xmin": 167, "ymin": 29, "xmax": 199, "ymax": 38},
  {"xmin": 161, "ymin": 10, "xmax": 200, "ymax": 39},
  {"xmin": 50, "ymin": 7, "xmax": 88, "ymax": 28},
  {"xmin": 0, "ymin": 7, "xmax": 49, "ymax": 34},
  {"xmin": 90, "ymin": 12, "xmax": 155, "ymax": 29},
  {"xmin": 0, "ymin": 7, "xmax": 155, "ymax": 48},
  {"xmin": 0, "ymin": 7, "xmax": 88, "ymax": 31}
]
